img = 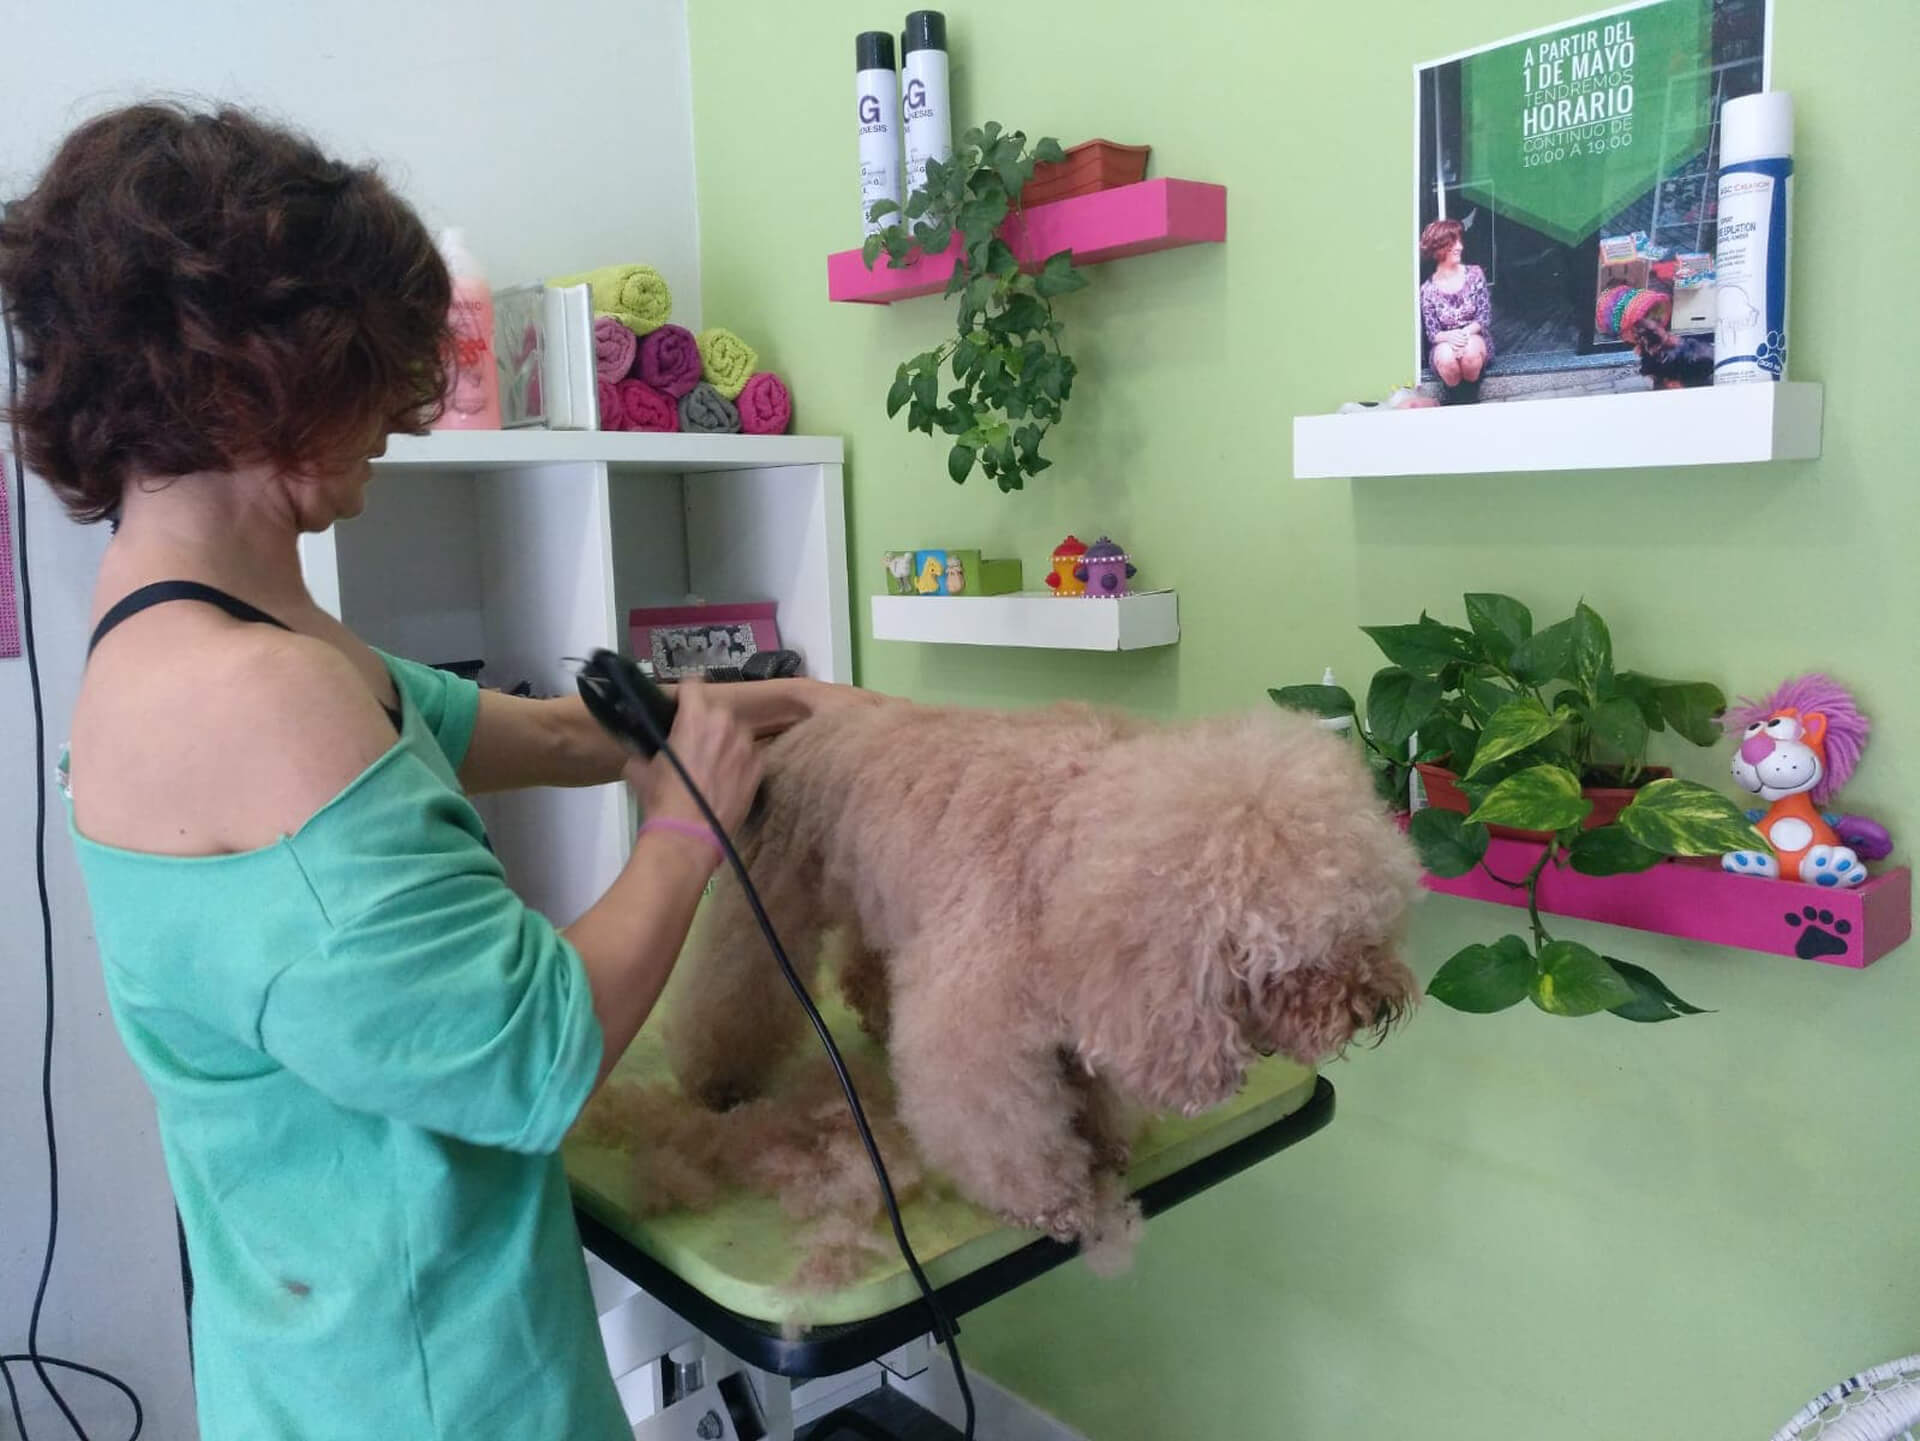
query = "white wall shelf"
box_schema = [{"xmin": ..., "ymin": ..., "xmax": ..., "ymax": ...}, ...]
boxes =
[
  {"xmin": 1291, "ymin": 381, "xmax": 1823, "ymax": 479},
  {"xmin": 376, "ymin": 429, "xmax": 844, "ymax": 473},
  {"xmin": 301, "ymin": 433, "xmax": 850, "ymax": 928},
  {"xmin": 871, "ymin": 590, "xmax": 1179, "ymax": 652}
]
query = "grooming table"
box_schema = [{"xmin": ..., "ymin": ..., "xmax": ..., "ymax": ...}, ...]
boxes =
[{"xmin": 564, "ymin": 1007, "xmax": 1332, "ymax": 1433}]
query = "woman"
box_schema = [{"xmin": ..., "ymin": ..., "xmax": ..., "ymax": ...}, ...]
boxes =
[
  {"xmin": 0, "ymin": 104, "xmax": 865, "ymax": 1439},
  {"xmin": 1418, "ymin": 217, "xmax": 1494, "ymax": 401}
]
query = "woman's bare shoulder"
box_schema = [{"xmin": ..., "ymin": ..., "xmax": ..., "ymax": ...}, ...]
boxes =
[{"xmin": 73, "ymin": 615, "xmax": 398, "ymax": 856}]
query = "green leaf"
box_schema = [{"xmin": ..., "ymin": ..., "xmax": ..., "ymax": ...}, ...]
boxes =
[
  {"xmin": 885, "ymin": 369, "xmax": 912, "ymax": 418},
  {"xmin": 1604, "ymin": 958, "xmax": 1710, "ymax": 1022},
  {"xmin": 912, "ymin": 367, "xmax": 938, "ymax": 412},
  {"xmin": 1583, "ymin": 696, "xmax": 1650, "ymax": 764},
  {"xmin": 986, "ymin": 238, "xmax": 1020, "ymax": 278},
  {"xmin": 904, "ymin": 188, "xmax": 932, "ymax": 221},
  {"xmin": 867, "ymin": 197, "xmax": 902, "ymax": 223},
  {"xmin": 1467, "ymin": 765, "xmax": 1592, "ymax": 832},
  {"xmin": 1367, "ymin": 668, "xmax": 1444, "ymax": 750},
  {"xmin": 1569, "ymin": 602, "xmax": 1615, "ymax": 700},
  {"xmin": 1612, "ymin": 672, "xmax": 1667, "ymax": 732},
  {"xmin": 1033, "ymin": 136, "xmax": 1067, "ymax": 165},
  {"xmin": 1510, "ymin": 616, "xmax": 1575, "ymax": 687},
  {"xmin": 1034, "ymin": 250, "xmax": 1088, "ymax": 298},
  {"xmin": 1464, "ymin": 593, "xmax": 1532, "ymax": 666},
  {"xmin": 1619, "ymin": 779, "xmax": 1769, "ymax": 858},
  {"xmin": 1567, "ymin": 825, "xmax": 1665, "ymax": 876},
  {"xmin": 1268, "ymin": 684, "xmax": 1356, "ymax": 719},
  {"xmin": 1410, "ymin": 807, "xmax": 1490, "ymax": 879},
  {"xmin": 947, "ymin": 443, "xmax": 975, "ymax": 484},
  {"xmin": 1462, "ymin": 675, "xmax": 1519, "ymax": 725},
  {"xmin": 1431, "ymin": 718, "xmax": 1482, "ymax": 775},
  {"xmin": 1656, "ymin": 682, "xmax": 1727, "ymax": 748},
  {"xmin": 1428, "ymin": 936, "xmax": 1536, "ymax": 1014},
  {"xmin": 1464, "ymin": 697, "xmax": 1567, "ymax": 778},
  {"xmin": 1531, "ymin": 941, "xmax": 1635, "ymax": 1017},
  {"xmin": 1361, "ymin": 618, "xmax": 1480, "ymax": 676},
  {"xmin": 862, "ymin": 234, "xmax": 884, "ymax": 269}
]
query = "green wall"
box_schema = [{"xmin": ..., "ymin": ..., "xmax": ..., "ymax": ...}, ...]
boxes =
[{"xmin": 690, "ymin": 2, "xmax": 1920, "ymax": 1434}]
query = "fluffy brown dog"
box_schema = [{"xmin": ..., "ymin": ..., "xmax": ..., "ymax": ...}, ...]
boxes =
[{"xmin": 665, "ymin": 699, "xmax": 1420, "ymax": 1250}]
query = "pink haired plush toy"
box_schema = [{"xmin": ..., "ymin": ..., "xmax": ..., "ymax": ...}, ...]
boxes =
[{"xmin": 1722, "ymin": 674, "xmax": 1891, "ymax": 887}]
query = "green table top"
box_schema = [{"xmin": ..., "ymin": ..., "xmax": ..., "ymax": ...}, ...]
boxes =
[{"xmin": 564, "ymin": 1004, "xmax": 1320, "ymax": 1330}]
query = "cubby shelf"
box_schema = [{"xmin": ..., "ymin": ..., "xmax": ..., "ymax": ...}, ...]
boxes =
[
  {"xmin": 375, "ymin": 429, "xmax": 843, "ymax": 473},
  {"xmin": 827, "ymin": 178, "xmax": 1227, "ymax": 305},
  {"xmin": 1419, "ymin": 829, "xmax": 1911, "ymax": 968},
  {"xmin": 1292, "ymin": 381, "xmax": 1823, "ymax": 479},
  {"xmin": 871, "ymin": 590, "xmax": 1179, "ymax": 651}
]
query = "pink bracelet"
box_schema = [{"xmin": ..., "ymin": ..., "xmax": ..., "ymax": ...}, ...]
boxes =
[{"xmin": 638, "ymin": 817, "xmax": 727, "ymax": 866}]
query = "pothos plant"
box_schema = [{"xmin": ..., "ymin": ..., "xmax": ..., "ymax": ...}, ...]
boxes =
[
  {"xmin": 863, "ymin": 123, "xmax": 1086, "ymax": 491},
  {"xmin": 1273, "ymin": 595, "xmax": 1771, "ymax": 1024}
]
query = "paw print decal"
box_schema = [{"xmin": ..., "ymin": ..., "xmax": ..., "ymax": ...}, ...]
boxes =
[
  {"xmin": 1785, "ymin": 906, "xmax": 1851, "ymax": 961},
  {"xmin": 1755, "ymin": 330, "xmax": 1787, "ymax": 375}
]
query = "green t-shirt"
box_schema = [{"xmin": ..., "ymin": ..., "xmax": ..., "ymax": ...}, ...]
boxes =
[{"xmin": 68, "ymin": 653, "xmax": 627, "ymax": 1441}]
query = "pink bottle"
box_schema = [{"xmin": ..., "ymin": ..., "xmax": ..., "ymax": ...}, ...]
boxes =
[{"xmin": 433, "ymin": 227, "xmax": 502, "ymax": 430}]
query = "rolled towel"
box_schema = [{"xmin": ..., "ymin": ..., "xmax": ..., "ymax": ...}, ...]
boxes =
[
  {"xmin": 551, "ymin": 264, "xmax": 673, "ymax": 334},
  {"xmin": 678, "ymin": 381, "xmax": 741, "ymax": 434},
  {"xmin": 616, "ymin": 379, "xmax": 680, "ymax": 433},
  {"xmin": 593, "ymin": 316, "xmax": 638, "ymax": 383},
  {"xmin": 736, "ymin": 372, "xmax": 792, "ymax": 435},
  {"xmin": 696, "ymin": 327, "xmax": 758, "ymax": 399},
  {"xmin": 596, "ymin": 379, "xmax": 626, "ymax": 432},
  {"xmin": 636, "ymin": 323, "xmax": 702, "ymax": 397}
]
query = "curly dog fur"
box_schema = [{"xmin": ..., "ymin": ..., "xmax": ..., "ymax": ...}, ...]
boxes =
[{"xmin": 664, "ymin": 699, "xmax": 1420, "ymax": 1253}]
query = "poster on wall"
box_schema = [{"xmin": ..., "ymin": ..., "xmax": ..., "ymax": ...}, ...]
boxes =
[{"xmin": 1414, "ymin": 0, "xmax": 1770, "ymax": 403}]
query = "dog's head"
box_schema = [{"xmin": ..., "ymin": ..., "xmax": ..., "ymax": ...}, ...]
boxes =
[{"xmin": 1053, "ymin": 710, "xmax": 1421, "ymax": 1117}]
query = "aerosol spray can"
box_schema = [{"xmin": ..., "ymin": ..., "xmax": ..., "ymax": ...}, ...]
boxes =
[
  {"xmin": 1714, "ymin": 91, "xmax": 1794, "ymax": 383},
  {"xmin": 900, "ymin": 11, "xmax": 951, "ymax": 200},
  {"xmin": 855, "ymin": 32, "xmax": 902, "ymax": 238}
]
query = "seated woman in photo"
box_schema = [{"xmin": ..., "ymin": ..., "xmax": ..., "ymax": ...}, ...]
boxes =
[{"xmin": 1418, "ymin": 218, "xmax": 1494, "ymax": 402}]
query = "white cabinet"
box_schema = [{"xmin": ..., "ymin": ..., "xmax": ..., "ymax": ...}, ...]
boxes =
[{"xmin": 298, "ymin": 431, "xmax": 848, "ymax": 926}]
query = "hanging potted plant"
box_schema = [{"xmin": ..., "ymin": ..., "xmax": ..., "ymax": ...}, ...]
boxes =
[
  {"xmin": 1272, "ymin": 594, "xmax": 1768, "ymax": 1024},
  {"xmin": 864, "ymin": 124, "xmax": 1087, "ymax": 492}
]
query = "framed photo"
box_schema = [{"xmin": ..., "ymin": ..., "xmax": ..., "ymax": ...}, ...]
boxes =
[
  {"xmin": 1414, "ymin": 0, "xmax": 1770, "ymax": 403},
  {"xmin": 629, "ymin": 603, "xmax": 781, "ymax": 680}
]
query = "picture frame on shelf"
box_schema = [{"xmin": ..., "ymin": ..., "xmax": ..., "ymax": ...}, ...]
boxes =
[{"xmin": 629, "ymin": 602, "xmax": 781, "ymax": 680}]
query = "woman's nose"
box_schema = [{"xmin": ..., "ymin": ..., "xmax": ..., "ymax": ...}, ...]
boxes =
[{"xmin": 1740, "ymin": 734, "xmax": 1775, "ymax": 764}]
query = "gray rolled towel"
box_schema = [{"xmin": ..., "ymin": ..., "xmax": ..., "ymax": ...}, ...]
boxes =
[{"xmin": 678, "ymin": 382, "xmax": 741, "ymax": 434}]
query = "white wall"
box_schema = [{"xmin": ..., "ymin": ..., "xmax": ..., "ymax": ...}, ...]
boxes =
[{"xmin": 1, "ymin": 3, "xmax": 701, "ymax": 1434}]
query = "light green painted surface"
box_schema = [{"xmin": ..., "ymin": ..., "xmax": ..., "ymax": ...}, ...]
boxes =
[
  {"xmin": 689, "ymin": 2, "xmax": 1920, "ymax": 1434},
  {"xmin": 565, "ymin": 1000, "xmax": 1317, "ymax": 1328}
]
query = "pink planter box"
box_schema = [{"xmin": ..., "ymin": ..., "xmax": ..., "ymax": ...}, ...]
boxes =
[
  {"xmin": 827, "ymin": 178, "xmax": 1227, "ymax": 305},
  {"xmin": 1419, "ymin": 831, "xmax": 1911, "ymax": 969}
]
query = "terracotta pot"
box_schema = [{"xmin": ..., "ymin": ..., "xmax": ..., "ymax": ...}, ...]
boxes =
[
  {"xmin": 1415, "ymin": 761, "xmax": 1672, "ymax": 844},
  {"xmin": 1019, "ymin": 140, "xmax": 1151, "ymax": 208}
]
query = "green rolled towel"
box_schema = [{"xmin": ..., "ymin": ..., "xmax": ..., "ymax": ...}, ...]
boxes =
[
  {"xmin": 549, "ymin": 264, "xmax": 672, "ymax": 335},
  {"xmin": 696, "ymin": 327, "xmax": 758, "ymax": 400},
  {"xmin": 678, "ymin": 382, "xmax": 741, "ymax": 434}
]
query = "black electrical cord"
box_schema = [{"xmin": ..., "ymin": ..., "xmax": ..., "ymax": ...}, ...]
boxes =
[
  {"xmin": 4, "ymin": 307, "xmax": 146, "ymax": 1440},
  {"xmin": 626, "ymin": 705, "xmax": 977, "ymax": 1440}
]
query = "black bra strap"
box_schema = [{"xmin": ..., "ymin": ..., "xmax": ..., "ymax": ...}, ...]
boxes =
[{"xmin": 88, "ymin": 580, "xmax": 293, "ymax": 656}]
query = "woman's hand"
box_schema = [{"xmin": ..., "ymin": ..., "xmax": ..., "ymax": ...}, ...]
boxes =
[
  {"xmin": 714, "ymin": 676, "xmax": 887, "ymax": 739},
  {"xmin": 629, "ymin": 680, "xmax": 761, "ymax": 835}
]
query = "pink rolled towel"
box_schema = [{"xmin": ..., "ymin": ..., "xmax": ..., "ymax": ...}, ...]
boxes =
[
  {"xmin": 596, "ymin": 378, "xmax": 626, "ymax": 431},
  {"xmin": 635, "ymin": 323, "xmax": 702, "ymax": 397},
  {"xmin": 616, "ymin": 379, "xmax": 679, "ymax": 433},
  {"xmin": 594, "ymin": 316, "xmax": 639, "ymax": 383},
  {"xmin": 737, "ymin": 372, "xmax": 792, "ymax": 435}
]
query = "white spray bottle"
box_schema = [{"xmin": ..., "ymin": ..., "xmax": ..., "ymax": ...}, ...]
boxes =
[{"xmin": 855, "ymin": 32, "xmax": 903, "ymax": 239}]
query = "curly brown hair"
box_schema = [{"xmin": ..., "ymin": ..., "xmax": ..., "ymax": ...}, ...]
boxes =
[
  {"xmin": 1419, "ymin": 217, "xmax": 1464, "ymax": 266},
  {"xmin": 0, "ymin": 104, "xmax": 451, "ymax": 523}
]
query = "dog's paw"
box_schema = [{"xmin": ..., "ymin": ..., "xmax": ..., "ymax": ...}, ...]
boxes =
[{"xmin": 1078, "ymin": 1198, "xmax": 1144, "ymax": 1278}]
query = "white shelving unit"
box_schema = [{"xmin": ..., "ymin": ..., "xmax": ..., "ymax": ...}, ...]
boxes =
[
  {"xmin": 870, "ymin": 590, "xmax": 1179, "ymax": 651},
  {"xmin": 298, "ymin": 430, "xmax": 849, "ymax": 927},
  {"xmin": 1291, "ymin": 381, "xmax": 1823, "ymax": 478}
]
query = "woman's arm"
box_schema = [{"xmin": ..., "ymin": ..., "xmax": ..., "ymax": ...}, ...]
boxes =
[
  {"xmin": 460, "ymin": 678, "xmax": 875, "ymax": 794},
  {"xmin": 1472, "ymin": 270, "xmax": 1493, "ymax": 338}
]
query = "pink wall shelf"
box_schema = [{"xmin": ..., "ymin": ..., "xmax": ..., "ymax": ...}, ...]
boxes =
[
  {"xmin": 1420, "ymin": 831, "xmax": 1911, "ymax": 969},
  {"xmin": 826, "ymin": 178, "xmax": 1227, "ymax": 305}
]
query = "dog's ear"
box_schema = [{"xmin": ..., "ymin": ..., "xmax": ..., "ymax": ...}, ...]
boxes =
[
  {"xmin": 1250, "ymin": 946, "xmax": 1417, "ymax": 1066},
  {"xmin": 1066, "ymin": 929, "xmax": 1250, "ymax": 1117}
]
